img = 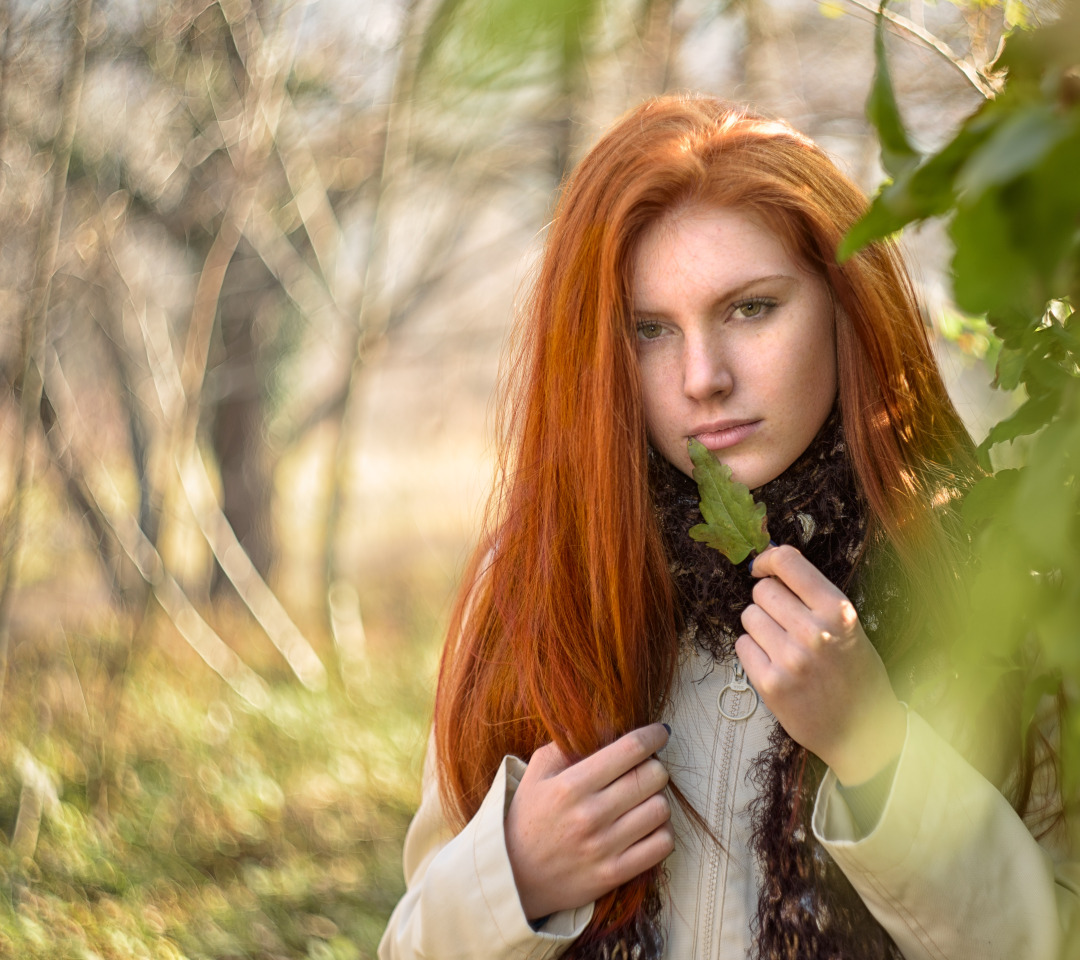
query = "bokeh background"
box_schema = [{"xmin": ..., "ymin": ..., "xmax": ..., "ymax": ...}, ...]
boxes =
[{"xmin": 0, "ymin": 0, "xmax": 1044, "ymax": 955}]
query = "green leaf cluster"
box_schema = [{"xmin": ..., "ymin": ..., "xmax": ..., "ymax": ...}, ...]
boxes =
[
  {"xmin": 688, "ymin": 438, "xmax": 771, "ymax": 564},
  {"xmin": 848, "ymin": 4, "xmax": 1080, "ymax": 788}
]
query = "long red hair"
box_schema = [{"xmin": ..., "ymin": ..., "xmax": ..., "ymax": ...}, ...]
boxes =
[{"xmin": 434, "ymin": 96, "xmax": 976, "ymax": 944}]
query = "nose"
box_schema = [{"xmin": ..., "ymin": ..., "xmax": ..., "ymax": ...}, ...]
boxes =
[{"xmin": 682, "ymin": 329, "xmax": 734, "ymax": 401}]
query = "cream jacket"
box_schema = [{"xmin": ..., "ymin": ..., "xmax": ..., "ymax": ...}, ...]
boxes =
[{"xmin": 379, "ymin": 644, "xmax": 1080, "ymax": 960}]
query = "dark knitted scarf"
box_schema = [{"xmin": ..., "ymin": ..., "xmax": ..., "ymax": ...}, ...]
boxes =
[{"xmin": 570, "ymin": 409, "xmax": 911, "ymax": 960}]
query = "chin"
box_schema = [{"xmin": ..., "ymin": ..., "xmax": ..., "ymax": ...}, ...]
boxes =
[{"xmin": 727, "ymin": 457, "xmax": 784, "ymax": 490}]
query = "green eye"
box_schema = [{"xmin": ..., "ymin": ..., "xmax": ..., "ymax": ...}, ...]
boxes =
[
  {"xmin": 636, "ymin": 321, "xmax": 664, "ymax": 341},
  {"xmin": 734, "ymin": 298, "xmax": 776, "ymax": 319}
]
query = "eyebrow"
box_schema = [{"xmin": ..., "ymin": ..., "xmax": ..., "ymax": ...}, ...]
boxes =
[{"xmin": 632, "ymin": 273, "xmax": 797, "ymax": 319}]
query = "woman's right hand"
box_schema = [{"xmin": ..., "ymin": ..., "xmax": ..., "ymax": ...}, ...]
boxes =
[{"xmin": 504, "ymin": 722, "xmax": 674, "ymax": 921}]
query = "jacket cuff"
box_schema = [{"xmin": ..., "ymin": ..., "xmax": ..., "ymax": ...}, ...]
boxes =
[
  {"xmin": 812, "ymin": 709, "xmax": 942, "ymax": 864},
  {"xmin": 833, "ymin": 755, "xmax": 900, "ymax": 839},
  {"xmin": 422, "ymin": 754, "xmax": 593, "ymax": 957},
  {"xmin": 495, "ymin": 757, "xmax": 595, "ymax": 942},
  {"xmin": 812, "ymin": 710, "xmax": 1065, "ymax": 960}
]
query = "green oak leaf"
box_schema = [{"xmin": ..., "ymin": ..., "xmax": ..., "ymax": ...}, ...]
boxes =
[{"xmin": 687, "ymin": 438, "xmax": 771, "ymax": 564}]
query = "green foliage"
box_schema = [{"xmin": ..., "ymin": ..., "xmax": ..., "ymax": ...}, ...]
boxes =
[
  {"xmin": 866, "ymin": 3, "xmax": 919, "ymax": 180},
  {"xmin": 418, "ymin": 0, "xmax": 601, "ymax": 90},
  {"xmin": 850, "ymin": 4, "xmax": 1080, "ymax": 785},
  {"xmin": 688, "ymin": 438, "xmax": 771, "ymax": 564},
  {"xmin": 936, "ymin": 307, "xmax": 1002, "ymax": 366}
]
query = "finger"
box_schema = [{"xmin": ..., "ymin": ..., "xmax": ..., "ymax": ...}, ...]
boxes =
[
  {"xmin": 609, "ymin": 822, "xmax": 676, "ymax": 887},
  {"xmin": 594, "ymin": 756, "xmax": 669, "ymax": 822},
  {"xmin": 750, "ymin": 544, "xmax": 845, "ymax": 612},
  {"xmin": 524, "ymin": 740, "xmax": 574, "ymax": 781},
  {"xmin": 749, "ymin": 576, "xmax": 807, "ymax": 633},
  {"xmin": 739, "ymin": 602, "xmax": 788, "ymax": 657},
  {"xmin": 735, "ymin": 632, "xmax": 773, "ymax": 688},
  {"xmin": 607, "ymin": 790, "xmax": 671, "ymax": 853},
  {"xmin": 568, "ymin": 723, "xmax": 670, "ymax": 794}
]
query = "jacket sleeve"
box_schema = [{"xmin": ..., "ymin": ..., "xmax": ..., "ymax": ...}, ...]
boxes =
[
  {"xmin": 812, "ymin": 708, "xmax": 1080, "ymax": 960},
  {"xmin": 378, "ymin": 736, "xmax": 594, "ymax": 960}
]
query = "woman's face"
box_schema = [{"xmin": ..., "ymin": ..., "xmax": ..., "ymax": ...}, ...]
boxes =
[{"xmin": 631, "ymin": 204, "xmax": 838, "ymax": 489}]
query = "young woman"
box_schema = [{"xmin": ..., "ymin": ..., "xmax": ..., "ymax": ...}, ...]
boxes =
[{"xmin": 378, "ymin": 95, "xmax": 1075, "ymax": 960}]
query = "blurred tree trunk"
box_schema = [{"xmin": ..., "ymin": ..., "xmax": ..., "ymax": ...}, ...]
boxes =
[
  {"xmin": 210, "ymin": 241, "xmax": 275, "ymax": 593},
  {"xmin": 0, "ymin": 0, "xmax": 13, "ymax": 196},
  {"xmin": 0, "ymin": 0, "xmax": 92, "ymax": 716},
  {"xmin": 735, "ymin": 0, "xmax": 782, "ymax": 107}
]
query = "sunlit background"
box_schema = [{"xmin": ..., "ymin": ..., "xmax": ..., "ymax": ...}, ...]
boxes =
[{"xmin": 0, "ymin": 0, "xmax": 1048, "ymax": 955}]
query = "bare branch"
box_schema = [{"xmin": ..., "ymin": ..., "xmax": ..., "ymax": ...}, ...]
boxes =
[
  {"xmin": 224, "ymin": 0, "xmax": 358, "ymax": 328},
  {"xmin": 176, "ymin": 447, "xmax": 327, "ymax": 690},
  {"xmin": 245, "ymin": 199, "xmax": 352, "ymax": 328},
  {"xmin": 41, "ymin": 388, "xmax": 146, "ymax": 611},
  {"xmin": 270, "ymin": 116, "xmax": 350, "ymax": 293},
  {"xmin": 262, "ymin": 190, "xmax": 522, "ymax": 456},
  {"xmin": 141, "ymin": 3, "xmax": 327, "ymax": 691},
  {"xmin": 101, "ymin": 255, "xmax": 184, "ymax": 560},
  {"xmin": 835, "ymin": 0, "xmax": 1002, "ymax": 99},
  {"xmin": 43, "ymin": 347, "xmax": 271, "ymax": 710},
  {"xmin": 12, "ymin": 746, "xmax": 59, "ymax": 859},
  {"xmin": 328, "ymin": 580, "xmax": 369, "ymax": 696},
  {"xmin": 222, "ymin": 0, "xmax": 355, "ymax": 295},
  {"xmin": 178, "ymin": 183, "xmax": 255, "ymax": 412},
  {"xmin": 179, "ymin": 0, "xmax": 301, "ymax": 423},
  {"xmin": 106, "ymin": 230, "xmax": 327, "ymax": 691}
]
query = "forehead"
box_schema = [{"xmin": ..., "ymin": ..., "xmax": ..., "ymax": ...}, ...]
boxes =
[{"xmin": 630, "ymin": 205, "xmax": 812, "ymax": 304}]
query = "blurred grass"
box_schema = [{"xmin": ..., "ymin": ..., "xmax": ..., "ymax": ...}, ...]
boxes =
[{"xmin": 0, "ymin": 559, "xmax": 450, "ymax": 959}]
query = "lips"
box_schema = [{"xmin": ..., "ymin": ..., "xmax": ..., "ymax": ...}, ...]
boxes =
[{"xmin": 691, "ymin": 419, "xmax": 761, "ymax": 451}]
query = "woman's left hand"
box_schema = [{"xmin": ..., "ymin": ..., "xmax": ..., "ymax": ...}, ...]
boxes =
[{"xmin": 736, "ymin": 544, "xmax": 907, "ymax": 786}]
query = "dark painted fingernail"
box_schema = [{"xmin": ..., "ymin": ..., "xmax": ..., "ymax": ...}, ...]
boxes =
[
  {"xmin": 750, "ymin": 541, "xmax": 778, "ymax": 575},
  {"xmin": 662, "ymin": 722, "xmax": 671, "ymax": 735}
]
